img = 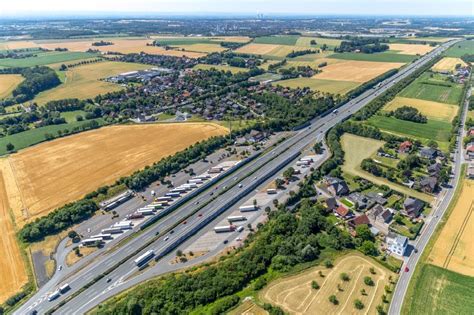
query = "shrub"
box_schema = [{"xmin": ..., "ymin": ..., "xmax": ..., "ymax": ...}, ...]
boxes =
[
  {"xmin": 354, "ymin": 299, "xmax": 364, "ymax": 310},
  {"xmin": 340, "ymin": 273, "xmax": 350, "ymax": 281},
  {"xmin": 329, "ymin": 295, "xmax": 339, "ymax": 305}
]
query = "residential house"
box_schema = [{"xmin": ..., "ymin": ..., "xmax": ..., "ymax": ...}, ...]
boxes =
[
  {"xmin": 366, "ymin": 192, "xmax": 388, "ymax": 205},
  {"xmin": 335, "ymin": 205, "xmax": 351, "ymax": 219},
  {"xmin": 398, "ymin": 141, "xmax": 412, "ymax": 154},
  {"xmin": 324, "ymin": 176, "xmax": 349, "ymax": 197},
  {"xmin": 403, "ymin": 197, "xmax": 424, "ymax": 218},
  {"xmin": 386, "ymin": 232, "xmax": 408, "ymax": 256},
  {"xmin": 427, "ymin": 163, "xmax": 442, "ymax": 177},
  {"xmin": 419, "ymin": 147, "xmax": 438, "ymax": 160},
  {"xmin": 467, "ymin": 143, "xmax": 474, "ymax": 160},
  {"xmin": 349, "ymin": 214, "xmax": 370, "ymax": 228},
  {"xmin": 419, "ymin": 176, "xmax": 438, "ymax": 193},
  {"xmin": 368, "ymin": 204, "xmax": 393, "ymax": 224},
  {"xmin": 347, "ymin": 192, "xmax": 373, "ymax": 210},
  {"xmin": 325, "ymin": 197, "xmax": 338, "ymax": 211}
]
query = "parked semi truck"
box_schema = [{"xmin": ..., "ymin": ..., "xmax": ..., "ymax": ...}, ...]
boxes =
[
  {"xmin": 239, "ymin": 204, "xmax": 258, "ymax": 212},
  {"xmin": 134, "ymin": 250, "xmax": 155, "ymax": 266},
  {"xmin": 227, "ymin": 215, "xmax": 247, "ymax": 222},
  {"xmin": 214, "ymin": 225, "xmax": 236, "ymax": 233},
  {"xmin": 48, "ymin": 289, "xmax": 61, "ymax": 302},
  {"xmin": 59, "ymin": 283, "xmax": 70, "ymax": 293},
  {"xmin": 266, "ymin": 188, "xmax": 277, "ymax": 194}
]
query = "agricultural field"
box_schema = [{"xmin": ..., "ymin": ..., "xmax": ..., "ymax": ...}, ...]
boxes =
[
  {"xmin": 340, "ymin": 133, "xmax": 433, "ymax": 202},
  {"xmin": 0, "ymin": 123, "xmax": 227, "ymax": 227},
  {"xmin": 0, "ymin": 40, "xmax": 38, "ymax": 50},
  {"xmin": 0, "ymin": 51, "xmax": 97, "ymax": 68},
  {"xmin": 367, "ymin": 116, "xmax": 451, "ymax": 148},
  {"xmin": 260, "ymin": 254, "xmax": 394, "ymax": 315},
  {"xmin": 0, "ymin": 74, "xmax": 24, "ymax": 98},
  {"xmin": 274, "ymin": 77, "xmax": 359, "ymax": 95},
  {"xmin": 295, "ymin": 36, "xmax": 342, "ymax": 49},
  {"xmin": 253, "ymin": 35, "xmax": 299, "ymax": 46},
  {"xmin": 403, "ymin": 264, "xmax": 474, "ymax": 315},
  {"xmin": 0, "ymin": 119, "xmax": 105, "ymax": 156},
  {"xmin": 399, "ymin": 72, "xmax": 464, "ymax": 105},
  {"xmin": 228, "ymin": 301, "xmax": 268, "ymax": 315},
  {"xmin": 33, "ymin": 61, "xmax": 150, "ymax": 104},
  {"xmin": 388, "ymin": 43, "xmax": 434, "ymax": 55},
  {"xmin": 169, "ymin": 43, "xmax": 226, "ymax": 53},
  {"xmin": 328, "ymin": 52, "xmax": 416, "ymax": 63},
  {"xmin": 313, "ymin": 60, "xmax": 404, "ymax": 82},
  {"xmin": 34, "ymin": 38, "xmax": 207, "ymax": 58},
  {"xmin": 382, "ymin": 96, "xmax": 459, "ymax": 122},
  {"xmin": 235, "ymin": 43, "xmax": 309, "ymax": 59},
  {"xmin": 193, "ymin": 64, "xmax": 248, "ymax": 74},
  {"xmin": 428, "ymin": 179, "xmax": 474, "ymax": 276},
  {"xmin": 0, "ymin": 165, "xmax": 28, "ymax": 304},
  {"xmin": 443, "ymin": 40, "xmax": 474, "ymax": 58},
  {"xmin": 432, "ymin": 57, "xmax": 467, "ymax": 73}
]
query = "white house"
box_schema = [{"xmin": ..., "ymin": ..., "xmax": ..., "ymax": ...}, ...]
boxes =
[{"xmin": 386, "ymin": 232, "xmax": 408, "ymax": 256}]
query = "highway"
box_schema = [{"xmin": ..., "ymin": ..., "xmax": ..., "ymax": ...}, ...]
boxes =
[
  {"xmin": 388, "ymin": 81, "xmax": 470, "ymax": 314},
  {"xmin": 17, "ymin": 39, "xmax": 456, "ymax": 315}
]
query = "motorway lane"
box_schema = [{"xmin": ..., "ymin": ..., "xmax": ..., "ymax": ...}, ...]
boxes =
[
  {"xmin": 17, "ymin": 40, "xmax": 455, "ymax": 315},
  {"xmin": 388, "ymin": 84, "xmax": 470, "ymax": 314}
]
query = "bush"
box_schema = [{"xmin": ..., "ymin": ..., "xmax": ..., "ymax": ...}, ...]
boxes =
[
  {"xmin": 329, "ymin": 295, "xmax": 339, "ymax": 305},
  {"xmin": 364, "ymin": 276, "xmax": 375, "ymax": 286},
  {"xmin": 324, "ymin": 259, "xmax": 334, "ymax": 268},
  {"xmin": 311, "ymin": 280, "xmax": 320, "ymax": 290},
  {"xmin": 354, "ymin": 299, "xmax": 364, "ymax": 310},
  {"xmin": 209, "ymin": 295, "xmax": 240, "ymax": 315},
  {"xmin": 340, "ymin": 273, "xmax": 350, "ymax": 281}
]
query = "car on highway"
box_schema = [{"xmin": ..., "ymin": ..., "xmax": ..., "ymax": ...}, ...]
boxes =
[
  {"xmin": 404, "ymin": 266, "xmax": 410, "ymax": 272},
  {"xmin": 164, "ymin": 236, "xmax": 170, "ymax": 241},
  {"xmin": 223, "ymin": 240, "xmax": 228, "ymax": 244},
  {"xmin": 170, "ymin": 230, "xmax": 174, "ymax": 234},
  {"xmin": 198, "ymin": 213, "xmax": 203, "ymax": 217},
  {"xmin": 106, "ymin": 278, "xmax": 112, "ymax": 283},
  {"xmin": 210, "ymin": 192, "xmax": 214, "ymax": 196},
  {"xmin": 238, "ymin": 183, "xmax": 243, "ymax": 188},
  {"xmin": 57, "ymin": 265, "xmax": 62, "ymax": 271},
  {"xmin": 195, "ymin": 201, "xmax": 199, "ymax": 205},
  {"xmin": 183, "ymin": 221, "xmax": 187, "ymax": 225}
]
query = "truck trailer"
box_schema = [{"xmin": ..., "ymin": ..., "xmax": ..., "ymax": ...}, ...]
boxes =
[
  {"xmin": 227, "ymin": 215, "xmax": 247, "ymax": 222},
  {"xmin": 214, "ymin": 225, "xmax": 236, "ymax": 233},
  {"xmin": 134, "ymin": 250, "xmax": 155, "ymax": 266},
  {"xmin": 48, "ymin": 289, "xmax": 61, "ymax": 302},
  {"xmin": 239, "ymin": 204, "xmax": 259, "ymax": 212}
]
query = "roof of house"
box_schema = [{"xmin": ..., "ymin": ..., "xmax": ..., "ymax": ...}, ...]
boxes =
[
  {"xmin": 420, "ymin": 176, "xmax": 437, "ymax": 190},
  {"xmin": 404, "ymin": 197, "xmax": 424, "ymax": 212},
  {"xmin": 399, "ymin": 141, "xmax": 412, "ymax": 150},
  {"xmin": 387, "ymin": 232, "xmax": 408, "ymax": 247},
  {"xmin": 326, "ymin": 197, "xmax": 337, "ymax": 210},
  {"xmin": 420, "ymin": 147, "xmax": 438, "ymax": 158},
  {"xmin": 371, "ymin": 204, "xmax": 385, "ymax": 217},
  {"xmin": 381, "ymin": 209, "xmax": 393, "ymax": 221},
  {"xmin": 335, "ymin": 205, "xmax": 350, "ymax": 217},
  {"xmin": 352, "ymin": 214, "xmax": 370, "ymax": 226},
  {"xmin": 428, "ymin": 163, "xmax": 442, "ymax": 173}
]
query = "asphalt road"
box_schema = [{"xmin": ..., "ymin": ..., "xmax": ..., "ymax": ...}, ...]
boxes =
[
  {"xmin": 388, "ymin": 80, "xmax": 470, "ymax": 314},
  {"xmin": 16, "ymin": 39, "xmax": 456, "ymax": 315}
]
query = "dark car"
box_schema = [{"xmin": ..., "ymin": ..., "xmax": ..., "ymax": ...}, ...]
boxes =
[{"xmin": 106, "ymin": 278, "xmax": 112, "ymax": 283}]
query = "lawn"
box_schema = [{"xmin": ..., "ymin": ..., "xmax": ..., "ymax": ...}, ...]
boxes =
[
  {"xmin": 250, "ymin": 72, "xmax": 282, "ymax": 82},
  {"xmin": 273, "ymin": 77, "xmax": 359, "ymax": 95},
  {"xmin": 340, "ymin": 133, "xmax": 433, "ymax": 202},
  {"xmin": 390, "ymin": 217, "xmax": 423, "ymax": 240},
  {"xmin": 382, "ymin": 96, "xmax": 459, "ymax": 122},
  {"xmin": 193, "ymin": 64, "xmax": 248, "ymax": 74},
  {"xmin": 33, "ymin": 61, "xmax": 150, "ymax": 105},
  {"xmin": 328, "ymin": 52, "xmax": 416, "ymax": 63},
  {"xmin": 60, "ymin": 110, "xmax": 87, "ymax": 123},
  {"xmin": 443, "ymin": 40, "xmax": 474, "ymax": 58},
  {"xmin": 0, "ymin": 51, "xmax": 97, "ymax": 68},
  {"xmin": 367, "ymin": 115, "xmax": 452, "ymax": 144},
  {"xmin": 0, "ymin": 74, "xmax": 24, "ymax": 98},
  {"xmin": 403, "ymin": 264, "xmax": 474, "ymax": 315},
  {"xmin": 253, "ymin": 35, "xmax": 299, "ymax": 46},
  {"xmin": 0, "ymin": 119, "xmax": 105, "ymax": 156},
  {"xmin": 399, "ymin": 72, "xmax": 464, "ymax": 105},
  {"xmin": 295, "ymin": 37, "xmax": 342, "ymax": 49}
]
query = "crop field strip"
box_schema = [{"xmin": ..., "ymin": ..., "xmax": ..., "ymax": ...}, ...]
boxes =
[
  {"xmin": 0, "ymin": 123, "xmax": 228, "ymax": 227},
  {"xmin": 0, "ymin": 51, "xmax": 98, "ymax": 68},
  {"xmin": 274, "ymin": 77, "xmax": 359, "ymax": 95},
  {"xmin": 388, "ymin": 43, "xmax": 434, "ymax": 55},
  {"xmin": 432, "ymin": 57, "xmax": 468, "ymax": 72},
  {"xmin": 429, "ymin": 179, "xmax": 474, "ymax": 276},
  {"xmin": 382, "ymin": 96, "xmax": 459, "ymax": 122},
  {"xmin": 0, "ymin": 74, "xmax": 24, "ymax": 98},
  {"xmin": 328, "ymin": 52, "xmax": 417, "ymax": 63}
]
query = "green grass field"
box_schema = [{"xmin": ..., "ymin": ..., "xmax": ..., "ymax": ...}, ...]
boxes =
[
  {"xmin": 0, "ymin": 51, "xmax": 97, "ymax": 68},
  {"xmin": 367, "ymin": 115, "xmax": 451, "ymax": 145},
  {"xmin": 193, "ymin": 64, "xmax": 248, "ymax": 74},
  {"xmin": 399, "ymin": 72, "xmax": 464, "ymax": 105},
  {"xmin": 443, "ymin": 40, "xmax": 474, "ymax": 58},
  {"xmin": 273, "ymin": 77, "xmax": 359, "ymax": 95},
  {"xmin": 403, "ymin": 264, "xmax": 474, "ymax": 315},
  {"xmin": 328, "ymin": 52, "xmax": 416, "ymax": 63},
  {"xmin": 60, "ymin": 110, "xmax": 87, "ymax": 123},
  {"xmin": 0, "ymin": 119, "xmax": 105, "ymax": 155},
  {"xmin": 253, "ymin": 35, "xmax": 299, "ymax": 45},
  {"xmin": 250, "ymin": 72, "xmax": 282, "ymax": 82}
]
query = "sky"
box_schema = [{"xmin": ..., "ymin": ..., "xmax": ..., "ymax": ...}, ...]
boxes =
[{"xmin": 0, "ymin": 0, "xmax": 472, "ymax": 17}]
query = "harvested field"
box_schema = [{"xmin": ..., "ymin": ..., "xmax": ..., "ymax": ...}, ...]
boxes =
[
  {"xmin": 382, "ymin": 96, "xmax": 459, "ymax": 122},
  {"xmin": 172, "ymin": 43, "xmax": 226, "ymax": 53},
  {"xmin": 432, "ymin": 57, "xmax": 467, "ymax": 73},
  {"xmin": 284, "ymin": 58, "xmax": 343, "ymax": 69},
  {"xmin": 0, "ymin": 123, "xmax": 228, "ymax": 227},
  {"xmin": 33, "ymin": 61, "xmax": 150, "ymax": 105},
  {"xmin": 193, "ymin": 64, "xmax": 248, "ymax": 74},
  {"xmin": 274, "ymin": 77, "xmax": 359, "ymax": 95},
  {"xmin": 389, "ymin": 43, "xmax": 434, "ymax": 55},
  {"xmin": 228, "ymin": 301, "xmax": 268, "ymax": 315},
  {"xmin": 235, "ymin": 43, "xmax": 309, "ymax": 59},
  {"xmin": 341, "ymin": 133, "xmax": 433, "ymax": 202},
  {"xmin": 295, "ymin": 37, "xmax": 342, "ymax": 48},
  {"xmin": 0, "ymin": 40, "xmax": 38, "ymax": 50},
  {"xmin": 151, "ymin": 35, "xmax": 251, "ymax": 43},
  {"xmin": 428, "ymin": 179, "xmax": 474, "ymax": 276},
  {"xmin": 0, "ymin": 159, "xmax": 28, "ymax": 304},
  {"xmin": 0, "ymin": 74, "xmax": 24, "ymax": 98},
  {"xmin": 313, "ymin": 60, "xmax": 404, "ymax": 83},
  {"xmin": 260, "ymin": 253, "xmax": 394, "ymax": 315},
  {"xmin": 35, "ymin": 38, "xmax": 206, "ymax": 58}
]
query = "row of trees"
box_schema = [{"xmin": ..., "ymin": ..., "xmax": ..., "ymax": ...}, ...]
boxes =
[
  {"xmin": 335, "ymin": 38, "xmax": 389, "ymax": 54},
  {"xmin": 286, "ymin": 49, "xmax": 318, "ymax": 58}
]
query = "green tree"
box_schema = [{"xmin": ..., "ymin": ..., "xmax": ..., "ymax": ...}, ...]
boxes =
[
  {"xmin": 324, "ymin": 259, "xmax": 334, "ymax": 268},
  {"xmin": 355, "ymin": 224, "xmax": 374, "ymax": 242},
  {"xmin": 354, "ymin": 299, "xmax": 364, "ymax": 310},
  {"xmin": 358, "ymin": 240, "xmax": 379, "ymax": 256},
  {"xmin": 340, "ymin": 273, "xmax": 350, "ymax": 281},
  {"xmin": 311, "ymin": 280, "xmax": 320, "ymax": 290},
  {"xmin": 329, "ymin": 295, "xmax": 339, "ymax": 305},
  {"xmin": 283, "ymin": 167, "xmax": 295, "ymax": 180},
  {"xmin": 364, "ymin": 276, "xmax": 375, "ymax": 286},
  {"xmin": 6, "ymin": 142, "xmax": 14, "ymax": 152}
]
